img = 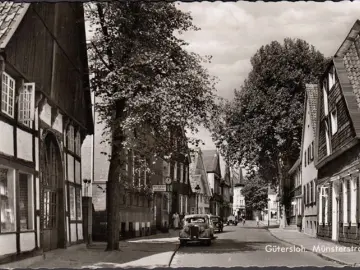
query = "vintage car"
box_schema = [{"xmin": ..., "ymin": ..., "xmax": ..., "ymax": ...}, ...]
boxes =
[
  {"xmin": 209, "ymin": 215, "xmax": 223, "ymax": 233},
  {"xmin": 179, "ymin": 214, "xmax": 213, "ymax": 246},
  {"xmin": 227, "ymin": 215, "xmax": 238, "ymax": 226}
]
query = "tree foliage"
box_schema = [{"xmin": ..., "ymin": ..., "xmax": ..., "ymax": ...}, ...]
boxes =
[
  {"xmin": 211, "ymin": 38, "xmax": 329, "ymax": 186},
  {"xmin": 241, "ymin": 174, "xmax": 268, "ymax": 211},
  {"xmin": 86, "ymin": 2, "xmax": 218, "ymax": 250}
]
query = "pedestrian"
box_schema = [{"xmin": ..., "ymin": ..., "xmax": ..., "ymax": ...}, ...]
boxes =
[
  {"xmin": 256, "ymin": 215, "xmax": 259, "ymax": 227},
  {"xmin": 242, "ymin": 215, "xmax": 245, "ymax": 225},
  {"xmin": 172, "ymin": 212, "xmax": 180, "ymax": 230}
]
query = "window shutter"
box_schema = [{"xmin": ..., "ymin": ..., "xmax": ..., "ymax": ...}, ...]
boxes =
[
  {"xmin": 304, "ymin": 151, "xmax": 307, "ymax": 167},
  {"xmin": 328, "ymin": 185, "xmax": 332, "ymax": 225}
]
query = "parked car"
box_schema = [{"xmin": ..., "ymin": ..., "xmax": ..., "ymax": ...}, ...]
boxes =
[
  {"xmin": 179, "ymin": 214, "xmax": 213, "ymax": 246},
  {"xmin": 209, "ymin": 215, "xmax": 223, "ymax": 233},
  {"xmin": 227, "ymin": 215, "xmax": 238, "ymax": 226}
]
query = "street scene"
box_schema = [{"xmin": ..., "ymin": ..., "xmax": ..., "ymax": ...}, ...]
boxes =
[{"xmin": 2, "ymin": 0, "xmax": 360, "ymax": 269}]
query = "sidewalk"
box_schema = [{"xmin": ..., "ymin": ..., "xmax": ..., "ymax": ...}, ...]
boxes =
[
  {"xmin": 0, "ymin": 230, "xmax": 180, "ymax": 269},
  {"xmin": 269, "ymin": 228, "xmax": 360, "ymax": 266}
]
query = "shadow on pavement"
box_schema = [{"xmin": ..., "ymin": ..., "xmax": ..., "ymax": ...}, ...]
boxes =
[{"xmin": 178, "ymin": 238, "xmax": 278, "ymax": 254}]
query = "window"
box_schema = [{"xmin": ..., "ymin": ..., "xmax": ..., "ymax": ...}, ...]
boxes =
[
  {"xmin": 308, "ymin": 146, "xmax": 310, "ymax": 164},
  {"xmin": 173, "ymin": 162, "xmax": 177, "ymax": 181},
  {"xmin": 69, "ymin": 185, "xmax": 76, "ymax": 220},
  {"xmin": 304, "ymin": 151, "xmax": 307, "ymax": 167},
  {"xmin": 0, "ymin": 167, "xmax": 16, "ymax": 233},
  {"xmin": 67, "ymin": 125, "xmax": 75, "ymax": 152},
  {"xmin": 328, "ymin": 66, "xmax": 336, "ymax": 91},
  {"xmin": 1, "ymin": 72, "xmax": 15, "ymax": 117},
  {"xmin": 325, "ymin": 120, "xmax": 331, "ymax": 156},
  {"xmin": 311, "ymin": 142, "xmax": 314, "ymax": 161},
  {"xmin": 76, "ymin": 188, "xmax": 82, "ymax": 220},
  {"xmin": 19, "ymin": 173, "xmax": 33, "ymax": 231},
  {"xmin": 75, "ymin": 131, "xmax": 81, "ymax": 156},
  {"xmin": 180, "ymin": 163, "xmax": 183, "ymax": 183},
  {"xmin": 351, "ymin": 177, "xmax": 357, "ymax": 224},
  {"xmin": 343, "ymin": 180, "xmax": 348, "ymax": 224},
  {"xmin": 323, "ymin": 83, "xmax": 329, "ymax": 116},
  {"xmin": 184, "ymin": 166, "xmax": 188, "ymax": 184},
  {"xmin": 331, "ymin": 109, "xmax": 338, "ymax": 135},
  {"xmin": 18, "ymin": 83, "xmax": 35, "ymax": 127}
]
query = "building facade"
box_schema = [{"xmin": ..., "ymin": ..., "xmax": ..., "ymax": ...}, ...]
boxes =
[
  {"xmin": 0, "ymin": 2, "xmax": 93, "ymax": 261},
  {"xmin": 301, "ymin": 84, "xmax": 318, "ymax": 237},
  {"xmin": 287, "ymin": 159, "xmax": 302, "ymax": 226},
  {"xmin": 202, "ymin": 150, "xmax": 222, "ymax": 217},
  {"xmin": 231, "ymin": 167, "xmax": 245, "ymax": 218},
  {"xmin": 189, "ymin": 148, "xmax": 211, "ymax": 215},
  {"xmin": 316, "ymin": 20, "xmax": 360, "ymax": 244}
]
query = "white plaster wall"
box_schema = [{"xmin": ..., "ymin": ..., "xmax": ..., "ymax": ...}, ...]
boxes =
[
  {"xmin": 39, "ymin": 102, "xmax": 51, "ymax": 126},
  {"xmin": 35, "ymin": 177, "xmax": 40, "ymax": 210},
  {"xmin": 0, "ymin": 121, "xmax": 14, "ymax": 156},
  {"xmin": 67, "ymin": 154, "xmax": 74, "ymax": 182},
  {"xmin": 301, "ymin": 98, "xmax": 318, "ymax": 217},
  {"xmin": 0, "ymin": 234, "xmax": 16, "ymax": 256},
  {"xmin": 70, "ymin": 223, "xmax": 77, "ymax": 242},
  {"xmin": 78, "ymin": 224, "xmax": 83, "ymax": 240},
  {"xmin": 20, "ymin": 232, "xmax": 35, "ymax": 252},
  {"xmin": 233, "ymin": 187, "xmax": 245, "ymax": 211},
  {"xmin": 207, "ymin": 173, "xmax": 215, "ymax": 191},
  {"xmin": 17, "ymin": 128, "xmax": 33, "ymax": 162},
  {"xmin": 52, "ymin": 113, "xmax": 63, "ymax": 133},
  {"xmin": 35, "ymin": 138, "xmax": 39, "ymax": 171}
]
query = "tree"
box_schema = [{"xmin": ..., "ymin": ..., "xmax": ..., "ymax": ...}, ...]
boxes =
[
  {"xmin": 86, "ymin": 2, "xmax": 218, "ymax": 250},
  {"xmin": 241, "ymin": 174, "xmax": 268, "ymax": 212},
  {"xmin": 211, "ymin": 38, "xmax": 329, "ymax": 224}
]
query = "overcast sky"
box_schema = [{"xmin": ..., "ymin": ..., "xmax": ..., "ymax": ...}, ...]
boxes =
[{"xmin": 177, "ymin": 1, "xmax": 360, "ymax": 156}]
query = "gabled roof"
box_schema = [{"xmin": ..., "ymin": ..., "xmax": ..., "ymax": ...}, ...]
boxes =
[
  {"xmin": 0, "ymin": 2, "xmax": 29, "ymax": 49},
  {"xmin": 189, "ymin": 148, "xmax": 212, "ymax": 196},
  {"xmin": 305, "ymin": 84, "xmax": 319, "ymax": 137},
  {"xmin": 202, "ymin": 150, "xmax": 221, "ymax": 175}
]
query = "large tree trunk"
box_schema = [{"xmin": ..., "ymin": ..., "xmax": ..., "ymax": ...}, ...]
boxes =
[
  {"xmin": 277, "ymin": 157, "xmax": 288, "ymax": 229},
  {"xmin": 106, "ymin": 100, "xmax": 126, "ymax": 251}
]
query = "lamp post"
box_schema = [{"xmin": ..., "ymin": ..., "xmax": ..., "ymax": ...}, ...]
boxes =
[{"xmin": 195, "ymin": 184, "xmax": 201, "ymax": 214}]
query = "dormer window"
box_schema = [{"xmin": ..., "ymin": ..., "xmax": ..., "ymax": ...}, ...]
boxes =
[
  {"xmin": 328, "ymin": 66, "xmax": 336, "ymax": 91},
  {"xmin": 1, "ymin": 72, "xmax": 15, "ymax": 118}
]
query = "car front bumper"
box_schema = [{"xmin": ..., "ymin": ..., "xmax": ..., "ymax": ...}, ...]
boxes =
[{"xmin": 179, "ymin": 237, "xmax": 211, "ymax": 241}]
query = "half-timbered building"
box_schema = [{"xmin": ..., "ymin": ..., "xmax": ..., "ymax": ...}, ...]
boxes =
[
  {"xmin": 0, "ymin": 2, "xmax": 93, "ymax": 262},
  {"xmin": 316, "ymin": 20, "xmax": 360, "ymax": 244}
]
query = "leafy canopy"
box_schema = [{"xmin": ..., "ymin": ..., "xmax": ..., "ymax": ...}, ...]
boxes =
[
  {"xmin": 241, "ymin": 174, "xmax": 269, "ymax": 211},
  {"xmin": 211, "ymin": 38, "xmax": 329, "ymax": 185},
  {"xmin": 86, "ymin": 2, "xmax": 219, "ymax": 168}
]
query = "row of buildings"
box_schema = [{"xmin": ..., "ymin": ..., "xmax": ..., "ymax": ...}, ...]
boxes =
[{"xmin": 284, "ymin": 20, "xmax": 360, "ymax": 245}]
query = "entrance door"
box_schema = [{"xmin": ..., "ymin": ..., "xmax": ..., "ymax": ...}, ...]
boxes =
[
  {"xmin": 41, "ymin": 134, "xmax": 65, "ymax": 251},
  {"xmin": 332, "ymin": 183, "xmax": 339, "ymax": 241}
]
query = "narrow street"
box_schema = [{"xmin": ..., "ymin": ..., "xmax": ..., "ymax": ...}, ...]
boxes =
[{"xmin": 170, "ymin": 221, "xmax": 340, "ymax": 267}]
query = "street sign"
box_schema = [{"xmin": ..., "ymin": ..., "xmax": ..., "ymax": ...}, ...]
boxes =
[{"xmin": 152, "ymin": 185, "xmax": 167, "ymax": 192}]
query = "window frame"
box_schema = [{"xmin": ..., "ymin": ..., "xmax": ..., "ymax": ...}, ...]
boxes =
[
  {"xmin": 1, "ymin": 72, "xmax": 16, "ymax": 118},
  {"xmin": 18, "ymin": 172, "xmax": 34, "ymax": 232},
  {"xmin": 18, "ymin": 82, "xmax": 35, "ymax": 128},
  {"xmin": 323, "ymin": 82, "xmax": 329, "ymax": 116},
  {"xmin": 331, "ymin": 108, "xmax": 338, "ymax": 135},
  {"xmin": 0, "ymin": 166, "xmax": 16, "ymax": 234}
]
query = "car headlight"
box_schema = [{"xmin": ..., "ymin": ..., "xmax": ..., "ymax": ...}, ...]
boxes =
[{"xmin": 200, "ymin": 227, "xmax": 205, "ymax": 233}]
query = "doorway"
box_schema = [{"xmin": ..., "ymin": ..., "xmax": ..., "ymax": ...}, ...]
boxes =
[
  {"xmin": 332, "ymin": 182, "xmax": 339, "ymax": 241},
  {"xmin": 41, "ymin": 133, "xmax": 65, "ymax": 251}
]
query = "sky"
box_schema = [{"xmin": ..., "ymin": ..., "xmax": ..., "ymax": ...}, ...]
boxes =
[{"xmin": 176, "ymin": 1, "xmax": 360, "ymax": 156}]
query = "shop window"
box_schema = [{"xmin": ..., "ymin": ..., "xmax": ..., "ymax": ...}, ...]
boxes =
[
  {"xmin": 0, "ymin": 167, "xmax": 16, "ymax": 233},
  {"xmin": 19, "ymin": 173, "xmax": 34, "ymax": 231},
  {"xmin": 69, "ymin": 185, "xmax": 76, "ymax": 220}
]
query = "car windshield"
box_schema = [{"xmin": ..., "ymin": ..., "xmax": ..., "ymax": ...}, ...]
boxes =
[
  {"xmin": 186, "ymin": 217, "xmax": 206, "ymax": 223},
  {"xmin": 211, "ymin": 217, "xmax": 219, "ymax": 222}
]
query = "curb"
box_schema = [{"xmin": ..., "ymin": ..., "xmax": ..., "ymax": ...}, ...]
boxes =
[
  {"xmin": 168, "ymin": 243, "xmax": 180, "ymax": 267},
  {"xmin": 267, "ymin": 229, "xmax": 352, "ymax": 266}
]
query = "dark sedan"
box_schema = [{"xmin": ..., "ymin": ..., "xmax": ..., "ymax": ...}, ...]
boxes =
[{"xmin": 209, "ymin": 215, "xmax": 223, "ymax": 233}]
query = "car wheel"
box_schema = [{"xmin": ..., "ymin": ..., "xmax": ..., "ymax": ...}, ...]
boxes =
[
  {"xmin": 227, "ymin": 222, "xmax": 229, "ymax": 226},
  {"xmin": 207, "ymin": 240, "xmax": 212, "ymax": 246},
  {"xmin": 180, "ymin": 240, "xmax": 186, "ymax": 246}
]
